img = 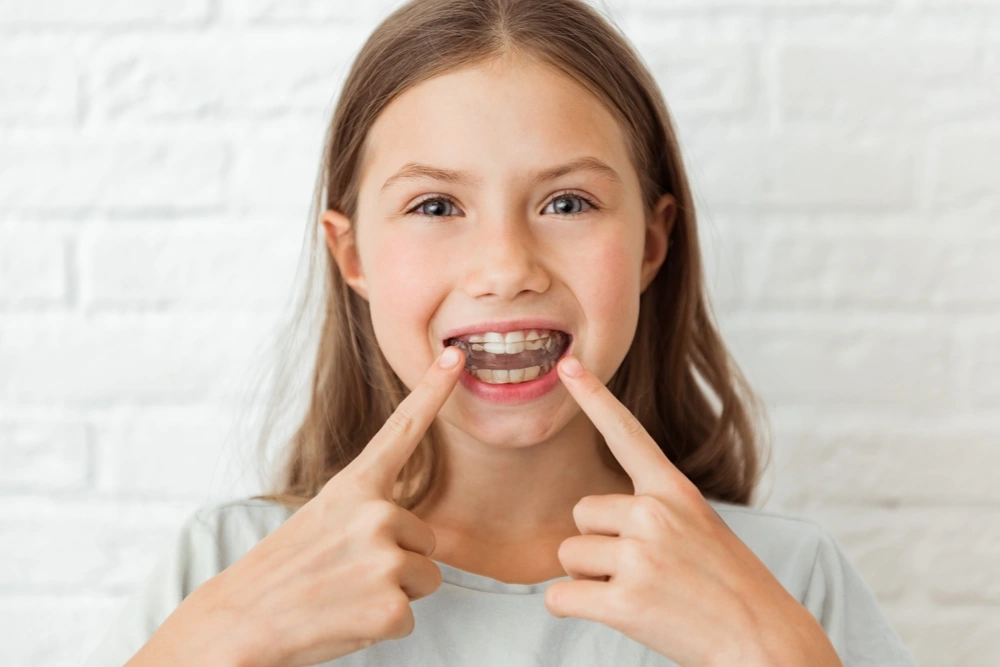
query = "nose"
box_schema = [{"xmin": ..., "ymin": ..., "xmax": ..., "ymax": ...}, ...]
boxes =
[{"xmin": 464, "ymin": 216, "xmax": 550, "ymax": 300}]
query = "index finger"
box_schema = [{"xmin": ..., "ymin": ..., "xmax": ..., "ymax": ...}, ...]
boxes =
[
  {"xmin": 557, "ymin": 354, "xmax": 682, "ymax": 491},
  {"xmin": 348, "ymin": 345, "xmax": 465, "ymax": 496}
]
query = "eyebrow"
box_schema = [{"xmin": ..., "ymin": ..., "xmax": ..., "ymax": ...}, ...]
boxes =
[{"xmin": 379, "ymin": 156, "xmax": 624, "ymax": 195}]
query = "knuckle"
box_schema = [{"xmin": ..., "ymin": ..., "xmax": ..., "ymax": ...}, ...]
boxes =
[
  {"xmin": 378, "ymin": 593, "xmax": 414, "ymax": 637},
  {"xmin": 631, "ymin": 495, "xmax": 671, "ymax": 528},
  {"xmin": 380, "ymin": 548, "xmax": 409, "ymax": 578},
  {"xmin": 355, "ymin": 501, "xmax": 396, "ymax": 538},
  {"xmin": 385, "ymin": 406, "xmax": 418, "ymax": 438},
  {"xmin": 614, "ymin": 409, "xmax": 644, "ymax": 437},
  {"xmin": 617, "ymin": 537, "xmax": 646, "ymax": 569},
  {"xmin": 608, "ymin": 585, "xmax": 639, "ymax": 632}
]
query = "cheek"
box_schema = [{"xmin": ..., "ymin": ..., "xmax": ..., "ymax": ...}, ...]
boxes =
[
  {"xmin": 571, "ymin": 238, "xmax": 643, "ymax": 369},
  {"xmin": 364, "ymin": 235, "xmax": 446, "ymax": 370},
  {"xmin": 575, "ymin": 239, "xmax": 641, "ymax": 319}
]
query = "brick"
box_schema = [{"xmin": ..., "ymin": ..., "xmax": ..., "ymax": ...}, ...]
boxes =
[
  {"xmin": 0, "ymin": 229, "xmax": 70, "ymax": 305},
  {"xmin": 722, "ymin": 313, "xmax": 954, "ymax": 410},
  {"xmin": 777, "ymin": 38, "xmax": 982, "ymax": 127},
  {"xmin": 765, "ymin": 416, "xmax": 1000, "ymax": 506},
  {"xmin": 677, "ymin": 132, "xmax": 772, "ymax": 210},
  {"xmin": 880, "ymin": 603, "xmax": 1000, "ymax": 666},
  {"xmin": 924, "ymin": 517, "xmax": 1000, "ymax": 605},
  {"xmin": 919, "ymin": 0, "xmax": 1000, "ymax": 6},
  {"xmin": 767, "ymin": 506, "xmax": 1000, "ymax": 607},
  {"xmin": 0, "ymin": 140, "xmax": 227, "ymax": 213},
  {"xmin": 90, "ymin": 32, "xmax": 358, "ymax": 122},
  {"xmin": 926, "ymin": 131, "xmax": 1000, "ymax": 213},
  {"xmin": 0, "ymin": 419, "xmax": 89, "ymax": 490},
  {"xmin": 773, "ymin": 504, "xmax": 916, "ymax": 602},
  {"xmin": 91, "ymin": 404, "xmax": 255, "ymax": 499},
  {"xmin": 627, "ymin": 39, "xmax": 759, "ymax": 118},
  {"xmin": 0, "ymin": 595, "xmax": 124, "ymax": 666},
  {"xmin": 0, "ymin": 496, "xmax": 198, "ymax": 590},
  {"xmin": 80, "ymin": 222, "xmax": 300, "ymax": 309},
  {"xmin": 0, "ymin": 48, "xmax": 77, "ymax": 126},
  {"xmin": 0, "ymin": 312, "xmax": 278, "ymax": 404},
  {"xmin": 228, "ymin": 127, "xmax": 331, "ymax": 212},
  {"xmin": 696, "ymin": 218, "xmax": 743, "ymax": 309},
  {"xmin": 954, "ymin": 320, "xmax": 1000, "ymax": 409},
  {"xmin": 0, "ymin": 0, "xmax": 210, "ymax": 26},
  {"xmin": 681, "ymin": 131, "xmax": 914, "ymax": 211},
  {"xmin": 220, "ymin": 0, "xmax": 400, "ymax": 22},
  {"xmin": 739, "ymin": 230, "xmax": 1000, "ymax": 308},
  {"xmin": 766, "ymin": 134, "xmax": 915, "ymax": 210},
  {"xmin": 631, "ymin": 0, "xmax": 890, "ymax": 9}
]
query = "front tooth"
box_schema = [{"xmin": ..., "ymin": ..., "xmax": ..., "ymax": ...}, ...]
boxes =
[
  {"xmin": 508, "ymin": 368, "xmax": 525, "ymax": 382},
  {"xmin": 523, "ymin": 365, "xmax": 540, "ymax": 380},
  {"xmin": 475, "ymin": 369, "xmax": 493, "ymax": 382},
  {"xmin": 492, "ymin": 369, "xmax": 509, "ymax": 382},
  {"xmin": 465, "ymin": 330, "xmax": 557, "ymax": 353}
]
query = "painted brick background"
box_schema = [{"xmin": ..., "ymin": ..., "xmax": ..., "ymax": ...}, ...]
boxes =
[{"xmin": 2, "ymin": 0, "xmax": 997, "ymax": 664}]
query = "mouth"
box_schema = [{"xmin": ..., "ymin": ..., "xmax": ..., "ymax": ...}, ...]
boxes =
[{"xmin": 443, "ymin": 329, "xmax": 572, "ymax": 385}]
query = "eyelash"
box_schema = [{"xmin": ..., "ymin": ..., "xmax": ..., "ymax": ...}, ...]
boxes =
[{"xmin": 405, "ymin": 190, "xmax": 600, "ymax": 220}]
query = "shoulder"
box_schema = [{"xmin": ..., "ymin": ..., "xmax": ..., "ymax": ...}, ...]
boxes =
[
  {"xmin": 182, "ymin": 496, "xmax": 299, "ymax": 567},
  {"xmin": 705, "ymin": 499, "xmax": 836, "ymax": 585},
  {"xmin": 707, "ymin": 498, "xmax": 829, "ymax": 550}
]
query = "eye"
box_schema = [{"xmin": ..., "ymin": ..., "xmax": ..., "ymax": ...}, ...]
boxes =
[
  {"xmin": 405, "ymin": 191, "xmax": 600, "ymax": 220},
  {"xmin": 544, "ymin": 191, "xmax": 599, "ymax": 217}
]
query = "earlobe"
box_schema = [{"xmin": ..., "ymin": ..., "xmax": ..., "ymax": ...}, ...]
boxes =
[{"xmin": 321, "ymin": 209, "xmax": 368, "ymax": 300}]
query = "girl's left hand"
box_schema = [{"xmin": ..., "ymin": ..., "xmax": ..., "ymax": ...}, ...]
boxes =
[{"xmin": 544, "ymin": 355, "xmax": 843, "ymax": 667}]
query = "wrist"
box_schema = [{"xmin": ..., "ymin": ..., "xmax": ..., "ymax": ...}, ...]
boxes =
[
  {"xmin": 747, "ymin": 601, "xmax": 843, "ymax": 667},
  {"xmin": 185, "ymin": 574, "xmax": 262, "ymax": 667}
]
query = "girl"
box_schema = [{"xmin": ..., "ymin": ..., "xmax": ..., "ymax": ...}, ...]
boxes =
[{"xmin": 86, "ymin": 0, "xmax": 916, "ymax": 665}]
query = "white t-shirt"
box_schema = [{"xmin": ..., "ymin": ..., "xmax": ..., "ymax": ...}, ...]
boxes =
[{"xmin": 83, "ymin": 497, "xmax": 917, "ymax": 666}]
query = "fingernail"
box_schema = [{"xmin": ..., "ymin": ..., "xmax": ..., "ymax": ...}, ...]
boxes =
[
  {"xmin": 560, "ymin": 355, "xmax": 582, "ymax": 377},
  {"xmin": 440, "ymin": 346, "xmax": 461, "ymax": 368}
]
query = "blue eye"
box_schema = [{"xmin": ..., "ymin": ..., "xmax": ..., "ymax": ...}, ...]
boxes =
[{"xmin": 406, "ymin": 191, "xmax": 600, "ymax": 219}]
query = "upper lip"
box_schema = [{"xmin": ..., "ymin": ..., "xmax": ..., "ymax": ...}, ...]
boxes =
[{"xmin": 441, "ymin": 318, "xmax": 572, "ymax": 343}]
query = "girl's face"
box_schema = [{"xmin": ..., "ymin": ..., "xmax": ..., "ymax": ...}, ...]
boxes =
[{"xmin": 325, "ymin": 57, "xmax": 674, "ymax": 448}]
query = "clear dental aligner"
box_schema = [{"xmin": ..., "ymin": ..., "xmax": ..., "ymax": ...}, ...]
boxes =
[{"xmin": 445, "ymin": 330, "xmax": 571, "ymax": 384}]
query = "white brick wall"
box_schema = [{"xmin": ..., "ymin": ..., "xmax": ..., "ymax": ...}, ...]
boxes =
[{"xmin": 1, "ymin": 0, "xmax": 996, "ymax": 664}]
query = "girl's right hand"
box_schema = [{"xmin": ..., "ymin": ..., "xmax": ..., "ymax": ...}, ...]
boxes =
[{"xmin": 178, "ymin": 346, "xmax": 466, "ymax": 667}]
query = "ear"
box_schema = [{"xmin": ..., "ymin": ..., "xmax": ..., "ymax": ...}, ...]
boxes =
[
  {"xmin": 321, "ymin": 209, "xmax": 368, "ymax": 300},
  {"xmin": 639, "ymin": 193, "xmax": 677, "ymax": 293}
]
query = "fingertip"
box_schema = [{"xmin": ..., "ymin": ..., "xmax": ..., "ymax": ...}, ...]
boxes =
[
  {"xmin": 439, "ymin": 346, "xmax": 462, "ymax": 368},
  {"xmin": 559, "ymin": 355, "xmax": 583, "ymax": 377}
]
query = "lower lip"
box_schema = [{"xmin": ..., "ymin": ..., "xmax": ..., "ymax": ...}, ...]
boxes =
[{"xmin": 456, "ymin": 340, "xmax": 573, "ymax": 405}]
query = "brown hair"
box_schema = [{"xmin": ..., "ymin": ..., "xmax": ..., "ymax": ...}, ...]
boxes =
[{"xmin": 243, "ymin": 0, "xmax": 772, "ymax": 513}]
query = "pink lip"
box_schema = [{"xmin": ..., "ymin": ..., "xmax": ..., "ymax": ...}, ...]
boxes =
[
  {"xmin": 441, "ymin": 318, "xmax": 571, "ymax": 342},
  {"xmin": 455, "ymin": 339, "xmax": 574, "ymax": 405}
]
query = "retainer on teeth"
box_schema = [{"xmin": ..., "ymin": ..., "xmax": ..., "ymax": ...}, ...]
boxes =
[
  {"xmin": 446, "ymin": 331, "xmax": 568, "ymax": 384},
  {"xmin": 469, "ymin": 359, "xmax": 556, "ymax": 385}
]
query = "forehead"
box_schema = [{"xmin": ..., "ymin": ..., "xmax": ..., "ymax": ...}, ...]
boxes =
[{"xmin": 359, "ymin": 58, "xmax": 634, "ymax": 193}]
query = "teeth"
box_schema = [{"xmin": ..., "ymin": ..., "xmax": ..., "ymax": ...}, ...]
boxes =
[
  {"xmin": 465, "ymin": 329, "xmax": 554, "ymax": 345},
  {"xmin": 473, "ymin": 363, "xmax": 548, "ymax": 384},
  {"xmin": 483, "ymin": 341, "xmax": 524, "ymax": 354},
  {"xmin": 472, "ymin": 339, "xmax": 545, "ymax": 352},
  {"xmin": 474, "ymin": 335, "xmax": 559, "ymax": 356}
]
